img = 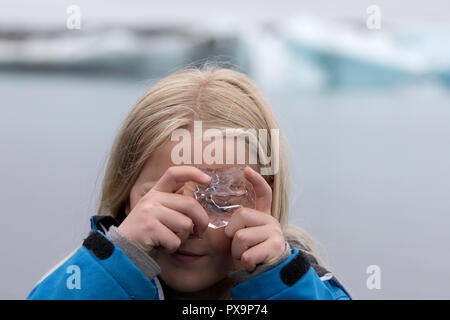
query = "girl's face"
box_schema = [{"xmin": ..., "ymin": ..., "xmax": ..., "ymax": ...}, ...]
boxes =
[{"xmin": 125, "ymin": 138, "xmax": 243, "ymax": 294}]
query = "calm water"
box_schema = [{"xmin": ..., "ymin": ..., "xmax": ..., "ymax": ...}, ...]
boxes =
[{"xmin": 1, "ymin": 71, "xmax": 449, "ymax": 299}]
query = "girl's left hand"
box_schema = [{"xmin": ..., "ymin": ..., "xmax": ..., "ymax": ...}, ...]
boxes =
[{"xmin": 224, "ymin": 166, "xmax": 286, "ymax": 272}]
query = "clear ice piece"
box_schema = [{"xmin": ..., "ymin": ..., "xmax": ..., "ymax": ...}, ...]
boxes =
[{"xmin": 184, "ymin": 167, "xmax": 256, "ymax": 229}]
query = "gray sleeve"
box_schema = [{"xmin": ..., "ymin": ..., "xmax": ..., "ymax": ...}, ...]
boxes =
[
  {"xmin": 228, "ymin": 240, "xmax": 292, "ymax": 284},
  {"xmin": 105, "ymin": 226, "xmax": 161, "ymax": 281}
]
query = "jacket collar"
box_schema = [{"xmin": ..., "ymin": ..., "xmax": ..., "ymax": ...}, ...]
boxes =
[{"xmin": 90, "ymin": 215, "xmax": 120, "ymax": 233}]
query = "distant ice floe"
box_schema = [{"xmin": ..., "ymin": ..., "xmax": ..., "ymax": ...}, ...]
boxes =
[
  {"xmin": 274, "ymin": 15, "xmax": 450, "ymax": 90},
  {"xmin": 0, "ymin": 15, "xmax": 449, "ymax": 90},
  {"xmin": 0, "ymin": 26, "xmax": 241, "ymax": 76}
]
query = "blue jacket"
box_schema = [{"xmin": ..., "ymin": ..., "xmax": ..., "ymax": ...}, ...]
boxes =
[{"xmin": 27, "ymin": 216, "xmax": 352, "ymax": 300}]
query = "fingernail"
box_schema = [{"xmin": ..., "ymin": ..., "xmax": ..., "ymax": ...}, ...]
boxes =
[
  {"xmin": 246, "ymin": 166, "xmax": 257, "ymax": 175},
  {"xmin": 201, "ymin": 175, "xmax": 211, "ymax": 185}
]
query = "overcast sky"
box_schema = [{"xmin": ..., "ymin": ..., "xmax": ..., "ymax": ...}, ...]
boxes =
[{"xmin": 1, "ymin": 0, "xmax": 449, "ymax": 29}]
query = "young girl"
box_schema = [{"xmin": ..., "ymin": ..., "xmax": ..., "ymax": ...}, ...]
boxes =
[{"xmin": 27, "ymin": 66, "xmax": 351, "ymax": 300}]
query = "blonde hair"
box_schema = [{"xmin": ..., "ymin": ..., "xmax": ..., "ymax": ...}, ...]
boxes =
[{"xmin": 97, "ymin": 65, "xmax": 326, "ymax": 284}]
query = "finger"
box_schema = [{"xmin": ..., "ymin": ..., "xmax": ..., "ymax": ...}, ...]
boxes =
[
  {"xmin": 244, "ymin": 166, "xmax": 272, "ymax": 214},
  {"xmin": 240, "ymin": 238, "xmax": 285, "ymax": 272},
  {"xmin": 230, "ymin": 225, "xmax": 271, "ymax": 260},
  {"xmin": 155, "ymin": 206, "xmax": 195, "ymax": 242},
  {"xmin": 224, "ymin": 207, "xmax": 273, "ymax": 238},
  {"xmin": 153, "ymin": 166, "xmax": 211, "ymax": 194},
  {"xmin": 175, "ymin": 186, "xmax": 184, "ymax": 195},
  {"xmin": 150, "ymin": 192, "xmax": 209, "ymax": 235},
  {"xmin": 152, "ymin": 222, "xmax": 182, "ymax": 254}
]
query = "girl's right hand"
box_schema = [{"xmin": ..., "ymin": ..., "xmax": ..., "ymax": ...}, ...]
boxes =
[{"xmin": 117, "ymin": 166, "xmax": 211, "ymax": 253}]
